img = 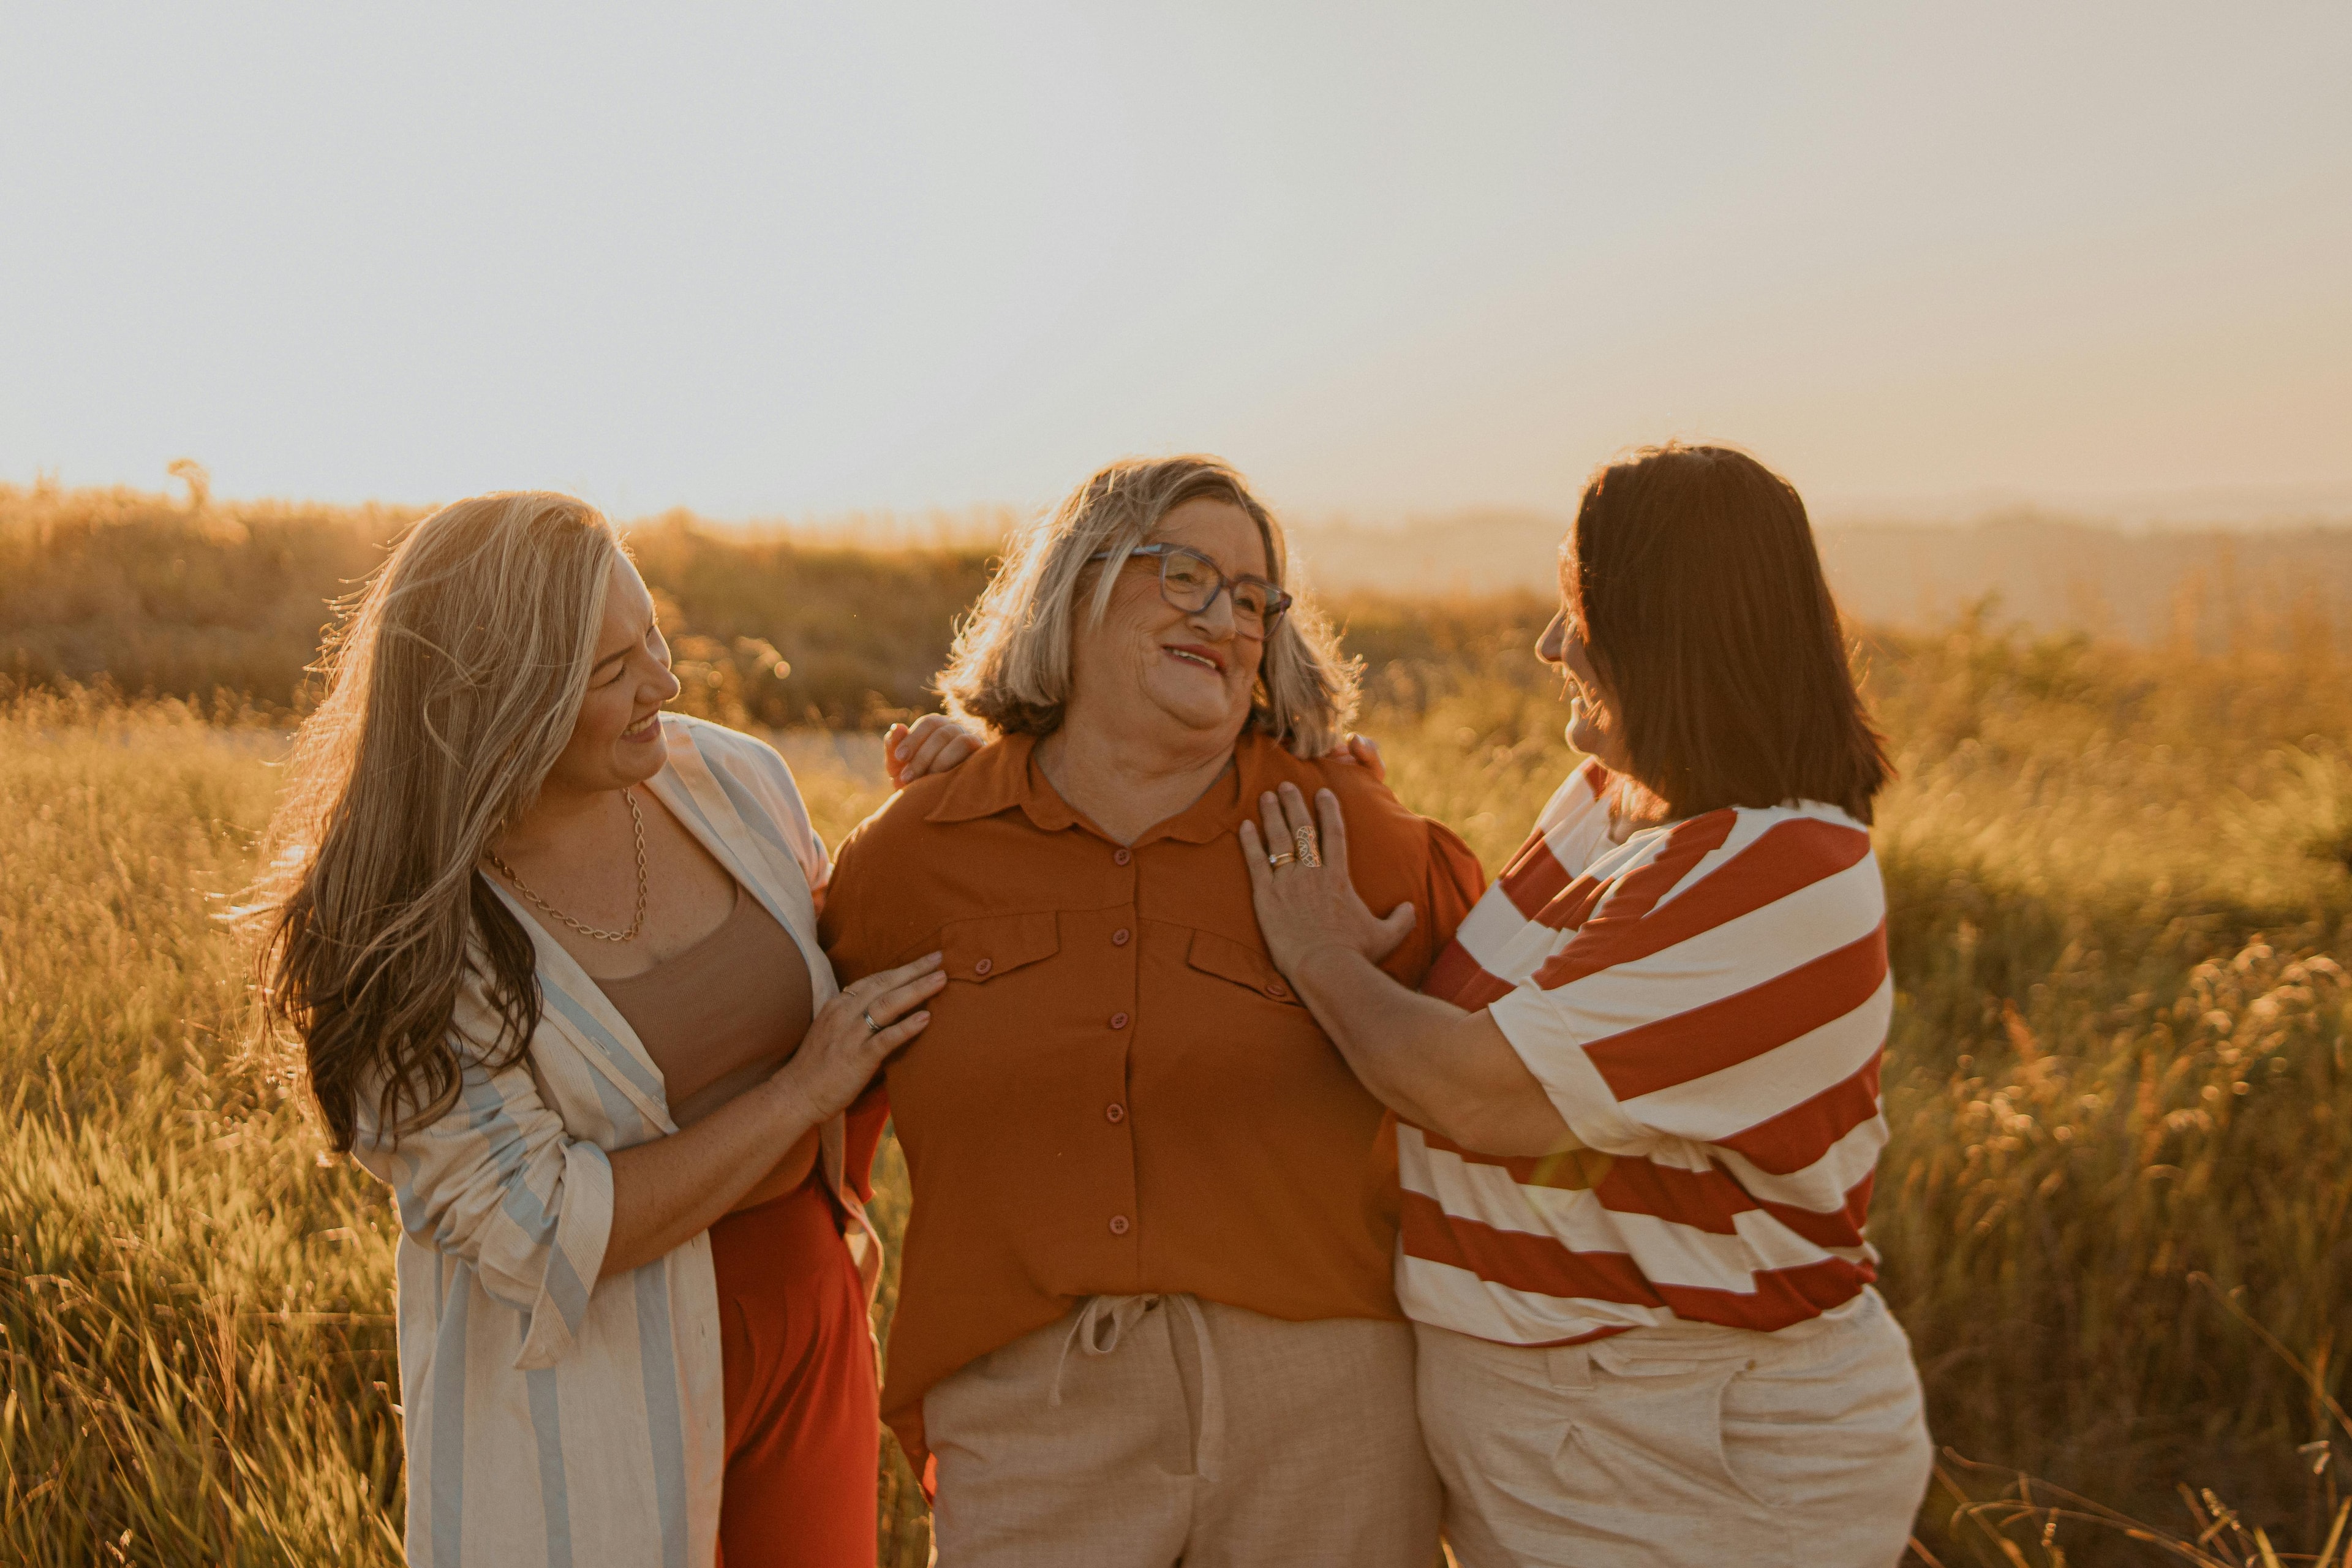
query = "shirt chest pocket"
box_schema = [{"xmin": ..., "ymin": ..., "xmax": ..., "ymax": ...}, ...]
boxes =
[
  {"xmin": 939, "ymin": 911, "xmax": 1061, "ymax": 986},
  {"xmin": 1184, "ymin": 929, "xmax": 1305, "ymax": 1008}
]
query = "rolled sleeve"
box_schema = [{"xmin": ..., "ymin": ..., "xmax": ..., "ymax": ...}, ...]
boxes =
[{"xmin": 355, "ymin": 1054, "xmax": 616, "ymax": 1370}]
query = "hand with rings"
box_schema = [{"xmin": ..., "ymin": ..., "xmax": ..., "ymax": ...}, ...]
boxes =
[
  {"xmin": 769, "ymin": 951, "xmax": 947, "ymax": 1128},
  {"xmin": 1238, "ymin": 781, "xmax": 1419, "ymax": 983},
  {"xmin": 1264, "ymin": 818, "xmax": 1322, "ymax": 869}
]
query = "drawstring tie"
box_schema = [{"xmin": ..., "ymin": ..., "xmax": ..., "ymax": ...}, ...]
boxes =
[{"xmin": 1047, "ymin": 1294, "xmax": 1226, "ymax": 1482}]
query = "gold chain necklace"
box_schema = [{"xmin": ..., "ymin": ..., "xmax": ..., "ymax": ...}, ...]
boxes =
[{"xmin": 486, "ymin": 788, "xmax": 649, "ymax": 943}]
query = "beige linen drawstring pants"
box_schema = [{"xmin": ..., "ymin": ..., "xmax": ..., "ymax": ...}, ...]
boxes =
[
  {"xmin": 923, "ymin": 1294, "xmax": 1443, "ymax": 1567},
  {"xmin": 1415, "ymin": 1287, "xmax": 1933, "ymax": 1568}
]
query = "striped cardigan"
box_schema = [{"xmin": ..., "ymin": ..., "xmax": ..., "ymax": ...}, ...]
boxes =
[{"xmin": 351, "ymin": 715, "xmax": 878, "ymax": 1568}]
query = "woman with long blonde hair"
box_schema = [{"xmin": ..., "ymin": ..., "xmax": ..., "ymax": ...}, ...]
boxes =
[{"xmin": 258, "ymin": 492, "xmax": 948, "ymax": 1568}]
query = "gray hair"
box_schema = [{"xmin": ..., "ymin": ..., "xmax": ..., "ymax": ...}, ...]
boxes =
[{"xmin": 938, "ymin": 456, "xmax": 1360, "ymax": 755}]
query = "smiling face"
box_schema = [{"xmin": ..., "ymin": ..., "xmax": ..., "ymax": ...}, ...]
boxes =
[
  {"xmin": 1066, "ymin": 495, "xmax": 1268, "ymax": 755},
  {"xmin": 540, "ymin": 556, "xmax": 683, "ymax": 799},
  {"xmin": 1537, "ymin": 598, "xmax": 1635, "ymax": 774}
]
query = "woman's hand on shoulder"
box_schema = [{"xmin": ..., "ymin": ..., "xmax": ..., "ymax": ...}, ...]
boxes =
[
  {"xmin": 886, "ymin": 714, "xmax": 987, "ymax": 789},
  {"xmin": 1240, "ymin": 781, "xmax": 1417, "ymax": 979},
  {"xmin": 766, "ymin": 954, "xmax": 946, "ymax": 1126},
  {"xmin": 1328, "ymin": 732, "xmax": 1386, "ymax": 783}
]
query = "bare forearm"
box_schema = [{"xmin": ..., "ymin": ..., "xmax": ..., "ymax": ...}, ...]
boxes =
[
  {"xmin": 600, "ymin": 1076, "xmax": 822, "ymax": 1281},
  {"xmin": 592, "ymin": 948, "xmax": 946, "ymax": 1283},
  {"xmin": 1291, "ymin": 946, "xmax": 1581, "ymax": 1157},
  {"xmin": 1291, "ymin": 945, "xmax": 1464, "ymax": 1129}
]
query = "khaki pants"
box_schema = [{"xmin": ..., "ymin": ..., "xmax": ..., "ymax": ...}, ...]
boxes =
[
  {"xmin": 924, "ymin": 1295, "xmax": 1442, "ymax": 1567},
  {"xmin": 1417, "ymin": 1289, "xmax": 1932, "ymax": 1568}
]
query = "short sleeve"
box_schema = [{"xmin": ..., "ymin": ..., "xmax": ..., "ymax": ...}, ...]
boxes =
[
  {"xmin": 1486, "ymin": 984, "xmax": 1668, "ymax": 1157},
  {"xmin": 1485, "ymin": 808, "xmax": 1892, "ymax": 1163},
  {"xmin": 818, "ymin": 818, "xmax": 876, "ymax": 982},
  {"xmin": 1420, "ymin": 821, "xmax": 1487, "ymax": 951},
  {"xmin": 1372, "ymin": 816, "xmax": 1487, "ymax": 989}
]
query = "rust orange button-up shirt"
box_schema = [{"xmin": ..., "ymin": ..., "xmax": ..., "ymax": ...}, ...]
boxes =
[{"xmin": 820, "ymin": 730, "xmax": 1485, "ymax": 1474}]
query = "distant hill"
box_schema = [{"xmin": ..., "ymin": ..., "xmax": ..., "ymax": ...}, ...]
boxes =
[
  {"xmin": 1286, "ymin": 511, "xmax": 1571, "ymax": 598},
  {"xmin": 1288, "ymin": 509, "xmax": 2352, "ymax": 652},
  {"xmin": 1816, "ymin": 516, "xmax": 2352, "ymax": 650}
]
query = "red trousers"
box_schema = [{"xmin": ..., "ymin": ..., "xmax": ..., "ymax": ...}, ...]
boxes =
[{"xmin": 710, "ymin": 1175, "xmax": 879, "ymax": 1568}]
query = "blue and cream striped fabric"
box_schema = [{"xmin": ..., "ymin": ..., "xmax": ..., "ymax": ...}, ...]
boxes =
[{"xmin": 352, "ymin": 716, "xmax": 878, "ymax": 1568}]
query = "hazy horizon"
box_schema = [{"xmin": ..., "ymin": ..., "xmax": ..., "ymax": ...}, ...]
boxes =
[
  {"xmin": 17, "ymin": 467, "xmax": 2352, "ymax": 538},
  {"xmin": 15, "ymin": 467, "xmax": 2351, "ymax": 654}
]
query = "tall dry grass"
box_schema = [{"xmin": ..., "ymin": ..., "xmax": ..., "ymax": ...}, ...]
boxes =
[
  {"xmin": 2, "ymin": 590, "xmax": 2349, "ymax": 1562},
  {"xmin": 0, "ymin": 697, "xmax": 932, "ymax": 1563},
  {"xmin": 0, "ymin": 694, "xmax": 402, "ymax": 1562}
]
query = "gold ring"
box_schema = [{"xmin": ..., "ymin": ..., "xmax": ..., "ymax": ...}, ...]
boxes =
[
  {"xmin": 1294, "ymin": 825, "xmax": 1321, "ymax": 869},
  {"xmin": 1267, "ymin": 850, "xmax": 1297, "ymax": 867}
]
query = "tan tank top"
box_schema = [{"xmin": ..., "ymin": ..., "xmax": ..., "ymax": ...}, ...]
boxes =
[{"xmin": 594, "ymin": 881, "xmax": 821, "ymax": 1210}]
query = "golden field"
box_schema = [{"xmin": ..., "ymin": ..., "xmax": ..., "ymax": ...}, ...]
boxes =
[{"xmin": 3, "ymin": 484, "xmax": 2350, "ymax": 1565}]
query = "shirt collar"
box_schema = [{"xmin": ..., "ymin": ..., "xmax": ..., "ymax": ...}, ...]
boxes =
[
  {"xmin": 922, "ymin": 728, "xmax": 1286, "ymax": 846},
  {"xmin": 922, "ymin": 733, "xmax": 1068, "ymax": 829}
]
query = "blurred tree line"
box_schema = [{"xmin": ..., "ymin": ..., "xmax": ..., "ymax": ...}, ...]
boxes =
[
  {"xmin": 0, "ymin": 480, "xmax": 1589, "ymax": 731},
  {"xmin": 0, "ymin": 484, "xmax": 995, "ymax": 728}
]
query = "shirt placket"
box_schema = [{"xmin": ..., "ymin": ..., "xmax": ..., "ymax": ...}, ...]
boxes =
[{"xmin": 1097, "ymin": 840, "xmax": 1141, "ymax": 1276}]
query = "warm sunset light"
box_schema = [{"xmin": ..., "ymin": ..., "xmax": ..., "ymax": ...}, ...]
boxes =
[
  {"xmin": 5, "ymin": 9, "xmax": 2349, "ymax": 1568},
  {"xmin": 4, "ymin": 4, "xmax": 2346, "ymax": 521}
]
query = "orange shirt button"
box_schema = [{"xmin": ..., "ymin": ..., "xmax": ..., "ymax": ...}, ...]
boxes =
[
  {"xmin": 1112, "ymin": 928, "xmax": 1131, "ymax": 946},
  {"xmin": 1109, "ymin": 1012, "xmax": 1129, "ymax": 1030},
  {"xmin": 1105, "ymin": 1102, "xmax": 1126, "ymax": 1123},
  {"xmin": 1265, "ymin": 982, "xmax": 1289, "ymax": 998},
  {"xmin": 973, "ymin": 957, "xmax": 993, "ymax": 977},
  {"xmin": 1108, "ymin": 1215, "xmax": 1131, "ymax": 1235},
  {"xmin": 1113, "ymin": 848, "xmax": 1132, "ymax": 866}
]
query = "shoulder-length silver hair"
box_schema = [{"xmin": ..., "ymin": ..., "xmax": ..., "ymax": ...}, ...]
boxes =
[
  {"xmin": 255, "ymin": 491, "xmax": 622, "ymax": 1151},
  {"xmin": 939, "ymin": 455, "xmax": 1359, "ymax": 754}
]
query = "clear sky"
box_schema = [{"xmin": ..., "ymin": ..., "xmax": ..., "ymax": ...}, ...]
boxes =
[{"xmin": 4, "ymin": 2, "xmax": 2346, "ymax": 524}]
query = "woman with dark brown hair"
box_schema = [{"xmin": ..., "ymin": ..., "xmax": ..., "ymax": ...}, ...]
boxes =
[{"xmin": 1239, "ymin": 444, "xmax": 1932, "ymax": 1566}]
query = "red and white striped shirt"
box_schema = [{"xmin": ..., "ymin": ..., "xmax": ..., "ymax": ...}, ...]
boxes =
[{"xmin": 1398, "ymin": 759, "xmax": 1891, "ymax": 1345}]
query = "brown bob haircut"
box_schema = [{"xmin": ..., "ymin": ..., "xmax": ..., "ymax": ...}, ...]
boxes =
[{"xmin": 1566, "ymin": 443, "xmax": 1891, "ymax": 824}]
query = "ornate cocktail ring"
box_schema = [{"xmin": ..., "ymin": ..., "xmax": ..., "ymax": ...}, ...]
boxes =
[{"xmin": 1293, "ymin": 825, "xmax": 1322, "ymax": 869}]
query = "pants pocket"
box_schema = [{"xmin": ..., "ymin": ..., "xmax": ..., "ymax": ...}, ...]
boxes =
[
  {"xmin": 1713, "ymin": 1316, "xmax": 1934, "ymax": 1529},
  {"xmin": 1709, "ymin": 1365, "xmax": 1789, "ymax": 1511},
  {"xmin": 1555, "ymin": 1362, "xmax": 1779, "ymax": 1513}
]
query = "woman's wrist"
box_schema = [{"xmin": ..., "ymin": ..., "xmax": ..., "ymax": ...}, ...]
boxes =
[
  {"xmin": 1289, "ymin": 940, "xmax": 1373, "ymax": 1008},
  {"xmin": 758, "ymin": 1061, "xmax": 827, "ymax": 1136}
]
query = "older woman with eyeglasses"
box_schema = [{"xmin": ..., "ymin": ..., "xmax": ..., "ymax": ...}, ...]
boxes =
[{"xmin": 820, "ymin": 456, "xmax": 1486, "ymax": 1567}]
